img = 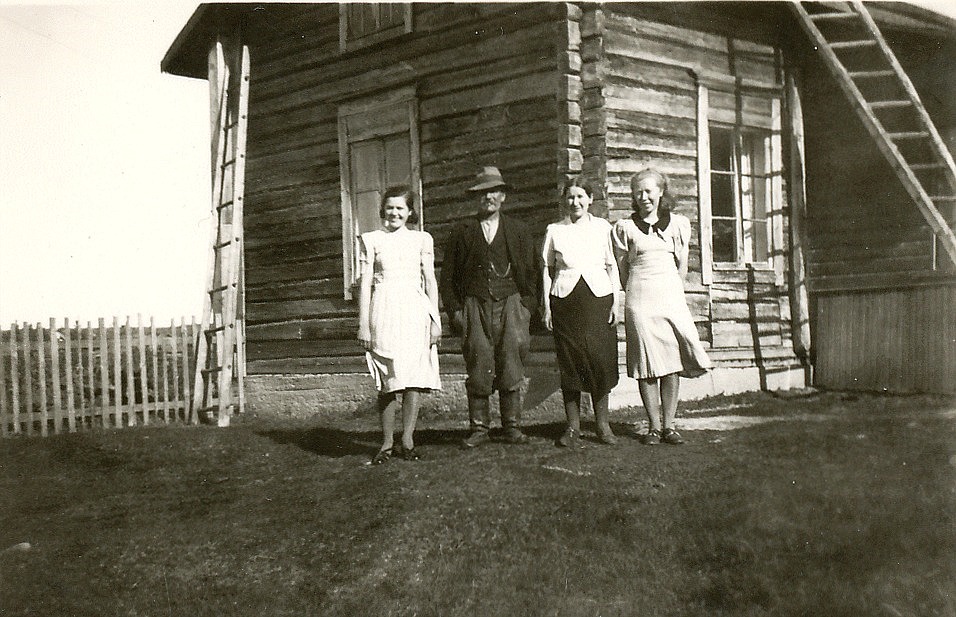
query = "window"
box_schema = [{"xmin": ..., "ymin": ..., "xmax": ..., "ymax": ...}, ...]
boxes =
[
  {"xmin": 338, "ymin": 88, "xmax": 421, "ymax": 297},
  {"xmin": 339, "ymin": 3, "xmax": 412, "ymax": 52},
  {"xmin": 709, "ymin": 125, "xmax": 773, "ymax": 264},
  {"xmin": 696, "ymin": 73, "xmax": 785, "ymax": 283}
]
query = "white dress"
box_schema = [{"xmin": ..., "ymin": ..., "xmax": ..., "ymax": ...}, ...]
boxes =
[
  {"xmin": 359, "ymin": 227, "xmax": 441, "ymax": 393},
  {"xmin": 612, "ymin": 213, "xmax": 711, "ymax": 379}
]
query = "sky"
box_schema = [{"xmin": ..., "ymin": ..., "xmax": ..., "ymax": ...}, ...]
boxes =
[
  {"xmin": 1, "ymin": 0, "xmax": 955, "ymax": 327},
  {"xmin": 0, "ymin": 1, "xmax": 208, "ymax": 325}
]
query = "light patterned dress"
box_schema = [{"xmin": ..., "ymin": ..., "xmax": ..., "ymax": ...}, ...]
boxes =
[
  {"xmin": 612, "ymin": 213, "xmax": 711, "ymax": 379},
  {"xmin": 359, "ymin": 227, "xmax": 441, "ymax": 393}
]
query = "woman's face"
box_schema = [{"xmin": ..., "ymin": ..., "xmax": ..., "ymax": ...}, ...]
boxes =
[
  {"xmin": 565, "ymin": 186, "xmax": 592, "ymax": 222},
  {"xmin": 632, "ymin": 176, "xmax": 663, "ymax": 218},
  {"xmin": 382, "ymin": 196, "xmax": 410, "ymax": 231}
]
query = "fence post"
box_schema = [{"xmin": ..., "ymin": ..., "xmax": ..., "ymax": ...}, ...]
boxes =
[
  {"xmin": 180, "ymin": 317, "xmax": 191, "ymax": 424},
  {"xmin": 150, "ymin": 317, "xmax": 161, "ymax": 424},
  {"xmin": 98, "ymin": 318, "xmax": 108, "ymax": 428},
  {"xmin": 10, "ymin": 323, "xmax": 21, "ymax": 435},
  {"xmin": 112, "ymin": 317, "xmax": 122, "ymax": 428},
  {"xmin": 86, "ymin": 322, "xmax": 94, "ymax": 429},
  {"xmin": 36, "ymin": 322, "xmax": 49, "ymax": 437},
  {"xmin": 49, "ymin": 318, "xmax": 62, "ymax": 434},
  {"xmin": 137, "ymin": 314, "xmax": 148, "ymax": 427},
  {"xmin": 21, "ymin": 323, "xmax": 34, "ymax": 436},
  {"xmin": 0, "ymin": 326, "xmax": 8, "ymax": 437},
  {"xmin": 124, "ymin": 317, "xmax": 136, "ymax": 427},
  {"xmin": 64, "ymin": 318, "xmax": 77, "ymax": 433}
]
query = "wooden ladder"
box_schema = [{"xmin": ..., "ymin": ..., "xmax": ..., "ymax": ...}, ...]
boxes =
[
  {"xmin": 191, "ymin": 39, "xmax": 250, "ymax": 427},
  {"xmin": 791, "ymin": 1, "xmax": 956, "ymax": 267}
]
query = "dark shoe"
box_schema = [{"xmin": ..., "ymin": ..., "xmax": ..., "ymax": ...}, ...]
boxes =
[
  {"xmin": 661, "ymin": 428, "xmax": 684, "ymax": 445},
  {"xmin": 501, "ymin": 427, "xmax": 530, "ymax": 445},
  {"xmin": 370, "ymin": 448, "xmax": 393, "ymax": 465},
  {"xmin": 643, "ymin": 429, "xmax": 661, "ymax": 446},
  {"xmin": 401, "ymin": 446, "xmax": 422, "ymax": 461},
  {"xmin": 556, "ymin": 427, "xmax": 583, "ymax": 448},
  {"xmin": 461, "ymin": 430, "xmax": 490, "ymax": 449},
  {"xmin": 596, "ymin": 426, "xmax": 618, "ymax": 445}
]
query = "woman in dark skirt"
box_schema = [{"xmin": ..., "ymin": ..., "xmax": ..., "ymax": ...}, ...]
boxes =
[{"xmin": 542, "ymin": 178, "xmax": 620, "ymax": 447}]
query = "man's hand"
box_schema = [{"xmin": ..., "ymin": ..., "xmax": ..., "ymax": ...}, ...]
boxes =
[
  {"xmin": 451, "ymin": 310, "xmax": 466, "ymax": 336},
  {"xmin": 429, "ymin": 321, "xmax": 442, "ymax": 346}
]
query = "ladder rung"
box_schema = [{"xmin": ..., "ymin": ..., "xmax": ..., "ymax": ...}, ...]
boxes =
[
  {"xmin": 220, "ymin": 158, "xmax": 236, "ymax": 168},
  {"xmin": 809, "ymin": 12, "xmax": 857, "ymax": 21},
  {"xmin": 214, "ymin": 239, "xmax": 233, "ymax": 250},
  {"xmin": 848, "ymin": 70, "xmax": 895, "ymax": 79},
  {"xmin": 208, "ymin": 285, "xmax": 229, "ymax": 294},
  {"xmin": 869, "ymin": 100, "xmax": 912, "ymax": 109},
  {"xmin": 910, "ymin": 163, "xmax": 947, "ymax": 170},
  {"xmin": 205, "ymin": 324, "xmax": 227, "ymax": 335},
  {"xmin": 829, "ymin": 40, "xmax": 877, "ymax": 49},
  {"xmin": 930, "ymin": 196, "xmax": 956, "ymax": 202},
  {"xmin": 216, "ymin": 201, "xmax": 234, "ymax": 212},
  {"xmin": 888, "ymin": 132, "xmax": 929, "ymax": 140},
  {"xmin": 201, "ymin": 367, "xmax": 223, "ymax": 375}
]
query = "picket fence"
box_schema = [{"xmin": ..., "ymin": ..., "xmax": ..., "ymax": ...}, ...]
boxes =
[{"xmin": 0, "ymin": 316, "xmax": 199, "ymax": 437}]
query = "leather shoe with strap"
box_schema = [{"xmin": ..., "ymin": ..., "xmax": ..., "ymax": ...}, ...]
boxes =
[
  {"xmin": 501, "ymin": 427, "xmax": 529, "ymax": 445},
  {"xmin": 461, "ymin": 430, "xmax": 490, "ymax": 449}
]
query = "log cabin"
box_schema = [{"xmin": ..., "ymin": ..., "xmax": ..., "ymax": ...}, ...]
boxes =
[{"xmin": 162, "ymin": 2, "xmax": 956, "ymax": 417}]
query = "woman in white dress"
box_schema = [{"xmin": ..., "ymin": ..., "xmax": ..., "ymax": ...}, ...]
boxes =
[
  {"xmin": 357, "ymin": 186, "xmax": 442, "ymax": 464},
  {"xmin": 612, "ymin": 169, "xmax": 711, "ymax": 445}
]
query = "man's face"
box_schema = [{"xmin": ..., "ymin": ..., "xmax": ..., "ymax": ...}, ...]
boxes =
[{"xmin": 477, "ymin": 189, "xmax": 506, "ymax": 217}]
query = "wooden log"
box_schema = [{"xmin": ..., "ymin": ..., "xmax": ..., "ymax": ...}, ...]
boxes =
[
  {"xmin": 169, "ymin": 319, "xmax": 181, "ymax": 423},
  {"xmin": 36, "ymin": 322, "xmax": 48, "ymax": 436},
  {"xmin": 246, "ymin": 279, "xmax": 344, "ymax": 304},
  {"xmin": 112, "ymin": 317, "xmax": 122, "ymax": 428},
  {"xmin": 48, "ymin": 319, "xmax": 62, "ymax": 433},
  {"xmin": 137, "ymin": 315, "xmax": 149, "ymax": 426},
  {"xmin": 121, "ymin": 318, "xmax": 135, "ymax": 427},
  {"xmin": 9, "ymin": 324, "xmax": 20, "ymax": 435},
  {"xmin": 22, "ymin": 323, "xmax": 33, "ymax": 436},
  {"xmin": 246, "ymin": 298, "xmax": 357, "ymax": 324}
]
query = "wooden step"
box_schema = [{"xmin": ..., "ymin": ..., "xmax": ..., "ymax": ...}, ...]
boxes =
[
  {"xmin": 848, "ymin": 70, "xmax": 895, "ymax": 79},
  {"xmin": 888, "ymin": 131, "xmax": 930, "ymax": 140},
  {"xmin": 809, "ymin": 11, "xmax": 857, "ymax": 21},
  {"xmin": 829, "ymin": 40, "xmax": 877, "ymax": 49},
  {"xmin": 910, "ymin": 163, "xmax": 947, "ymax": 170},
  {"xmin": 869, "ymin": 100, "xmax": 912, "ymax": 109}
]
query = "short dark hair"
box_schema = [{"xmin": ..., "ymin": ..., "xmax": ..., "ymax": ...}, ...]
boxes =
[
  {"xmin": 562, "ymin": 176, "xmax": 594, "ymax": 198},
  {"xmin": 379, "ymin": 185, "xmax": 419, "ymax": 224}
]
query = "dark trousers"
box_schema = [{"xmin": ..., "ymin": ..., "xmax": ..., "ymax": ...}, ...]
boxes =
[{"xmin": 462, "ymin": 293, "xmax": 530, "ymax": 397}]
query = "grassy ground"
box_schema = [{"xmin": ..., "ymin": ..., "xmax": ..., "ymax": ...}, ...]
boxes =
[{"xmin": 1, "ymin": 391, "xmax": 954, "ymax": 617}]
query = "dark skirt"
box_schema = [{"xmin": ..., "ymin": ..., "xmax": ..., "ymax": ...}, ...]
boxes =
[{"xmin": 550, "ymin": 279, "xmax": 619, "ymax": 399}]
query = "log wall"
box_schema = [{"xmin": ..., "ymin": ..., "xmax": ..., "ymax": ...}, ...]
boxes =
[{"xmin": 238, "ymin": 3, "xmax": 566, "ymax": 374}]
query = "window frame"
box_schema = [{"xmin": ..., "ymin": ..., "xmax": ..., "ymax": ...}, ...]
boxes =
[
  {"xmin": 337, "ymin": 87, "xmax": 422, "ymax": 299},
  {"xmin": 339, "ymin": 3, "xmax": 412, "ymax": 53},
  {"xmin": 696, "ymin": 74, "xmax": 786, "ymax": 284}
]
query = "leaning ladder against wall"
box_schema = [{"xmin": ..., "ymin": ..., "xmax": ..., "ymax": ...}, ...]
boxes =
[
  {"xmin": 192, "ymin": 38, "xmax": 250, "ymax": 427},
  {"xmin": 792, "ymin": 1, "xmax": 956, "ymax": 267}
]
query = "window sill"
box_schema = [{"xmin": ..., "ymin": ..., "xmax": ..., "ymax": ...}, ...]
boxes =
[{"xmin": 712, "ymin": 262, "xmax": 774, "ymax": 272}]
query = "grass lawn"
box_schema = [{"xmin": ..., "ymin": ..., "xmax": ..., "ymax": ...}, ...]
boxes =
[{"xmin": 1, "ymin": 391, "xmax": 954, "ymax": 617}]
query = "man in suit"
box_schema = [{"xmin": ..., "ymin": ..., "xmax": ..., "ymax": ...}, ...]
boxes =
[{"xmin": 440, "ymin": 166, "xmax": 537, "ymax": 448}]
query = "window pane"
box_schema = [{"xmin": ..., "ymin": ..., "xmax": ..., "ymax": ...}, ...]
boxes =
[
  {"xmin": 752, "ymin": 219, "xmax": 769, "ymax": 262},
  {"xmin": 709, "ymin": 126, "xmax": 734, "ymax": 172},
  {"xmin": 711, "ymin": 173, "xmax": 736, "ymax": 218},
  {"xmin": 384, "ymin": 134, "xmax": 411, "ymax": 187},
  {"xmin": 713, "ymin": 218, "xmax": 737, "ymax": 262},
  {"xmin": 741, "ymin": 130, "xmax": 770, "ymax": 176},
  {"xmin": 354, "ymin": 190, "xmax": 382, "ymax": 236}
]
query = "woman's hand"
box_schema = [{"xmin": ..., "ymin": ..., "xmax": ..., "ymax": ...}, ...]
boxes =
[
  {"xmin": 543, "ymin": 308, "xmax": 553, "ymax": 332},
  {"xmin": 609, "ymin": 299, "xmax": 619, "ymax": 325},
  {"xmin": 429, "ymin": 321, "xmax": 442, "ymax": 346},
  {"xmin": 358, "ymin": 327, "xmax": 372, "ymax": 351}
]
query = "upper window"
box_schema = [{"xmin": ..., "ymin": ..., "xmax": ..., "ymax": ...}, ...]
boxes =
[
  {"xmin": 339, "ymin": 3, "xmax": 412, "ymax": 52},
  {"xmin": 337, "ymin": 88, "xmax": 421, "ymax": 297}
]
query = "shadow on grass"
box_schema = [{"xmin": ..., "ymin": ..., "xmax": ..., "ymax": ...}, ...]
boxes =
[{"xmin": 256, "ymin": 421, "xmax": 587, "ymax": 458}]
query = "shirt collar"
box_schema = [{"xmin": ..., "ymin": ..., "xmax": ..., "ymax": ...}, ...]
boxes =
[{"xmin": 633, "ymin": 210, "xmax": 671, "ymax": 235}]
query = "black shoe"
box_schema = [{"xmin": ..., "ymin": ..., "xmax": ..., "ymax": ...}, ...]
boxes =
[
  {"xmin": 370, "ymin": 448, "xmax": 393, "ymax": 465},
  {"xmin": 661, "ymin": 428, "xmax": 684, "ymax": 445},
  {"xmin": 643, "ymin": 429, "xmax": 661, "ymax": 446},
  {"xmin": 556, "ymin": 427, "xmax": 583, "ymax": 448},
  {"xmin": 401, "ymin": 446, "xmax": 422, "ymax": 461},
  {"xmin": 501, "ymin": 427, "xmax": 530, "ymax": 445},
  {"xmin": 461, "ymin": 430, "xmax": 490, "ymax": 449}
]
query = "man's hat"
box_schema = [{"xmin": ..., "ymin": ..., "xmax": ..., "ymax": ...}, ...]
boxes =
[{"xmin": 467, "ymin": 166, "xmax": 508, "ymax": 192}]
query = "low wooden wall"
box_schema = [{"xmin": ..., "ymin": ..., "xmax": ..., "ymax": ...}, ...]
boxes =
[{"xmin": 814, "ymin": 281, "xmax": 956, "ymax": 393}]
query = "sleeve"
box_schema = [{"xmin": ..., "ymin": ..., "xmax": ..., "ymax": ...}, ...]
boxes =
[
  {"xmin": 541, "ymin": 225, "xmax": 555, "ymax": 269},
  {"xmin": 358, "ymin": 232, "xmax": 372, "ymax": 264},
  {"xmin": 420, "ymin": 232, "xmax": 436, "ymax": 270},
  {"xmin": 674, "ymin": 215, "xmax": 691, "ymax": 253},
  {"xmin": 611, "ymin": 220, "xmax": 629, "ymax": 254},
  {"xmin": 603, "ymin": 223, "xmax": 616, "ymax": 267}
]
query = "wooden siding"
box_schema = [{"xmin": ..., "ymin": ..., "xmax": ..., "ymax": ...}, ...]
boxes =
[
  {"xmin": 814, "ymin": 283, "xmax": 956, "ymax": 393},
  {"xmin": 239, "ymin": 3, "xmax": 565, "ymax": 374},
  {"xmin": 592, "ymin": 6, "xmax": 802, "ymax": 364}
]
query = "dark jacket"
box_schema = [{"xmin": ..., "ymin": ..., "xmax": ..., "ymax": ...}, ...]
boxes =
[{"xmin": 440, "ymin": 214, "xmax": 538, "ymax": 317}]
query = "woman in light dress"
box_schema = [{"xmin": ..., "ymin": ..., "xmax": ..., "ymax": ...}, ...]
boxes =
[
  {"xmin": 612, "ymin": 169, "xmax": 711, "ymax": 445},
  {"xmin": 542, "ymin": 178, "xmax": 620, "ymax": 447},
  {"xmin": 357, "ymin": 186, "xmax": 442, "ymax": 464}
]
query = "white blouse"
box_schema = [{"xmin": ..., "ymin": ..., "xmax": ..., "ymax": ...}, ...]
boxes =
[{"xmin": 542, "ymin": 213, "xmax": 617, "ymax": 298}]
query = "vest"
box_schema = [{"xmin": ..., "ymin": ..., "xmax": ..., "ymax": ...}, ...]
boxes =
[{"xmin": 466, "ymin": 226, "xmax": 519, "ymax": 301}]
